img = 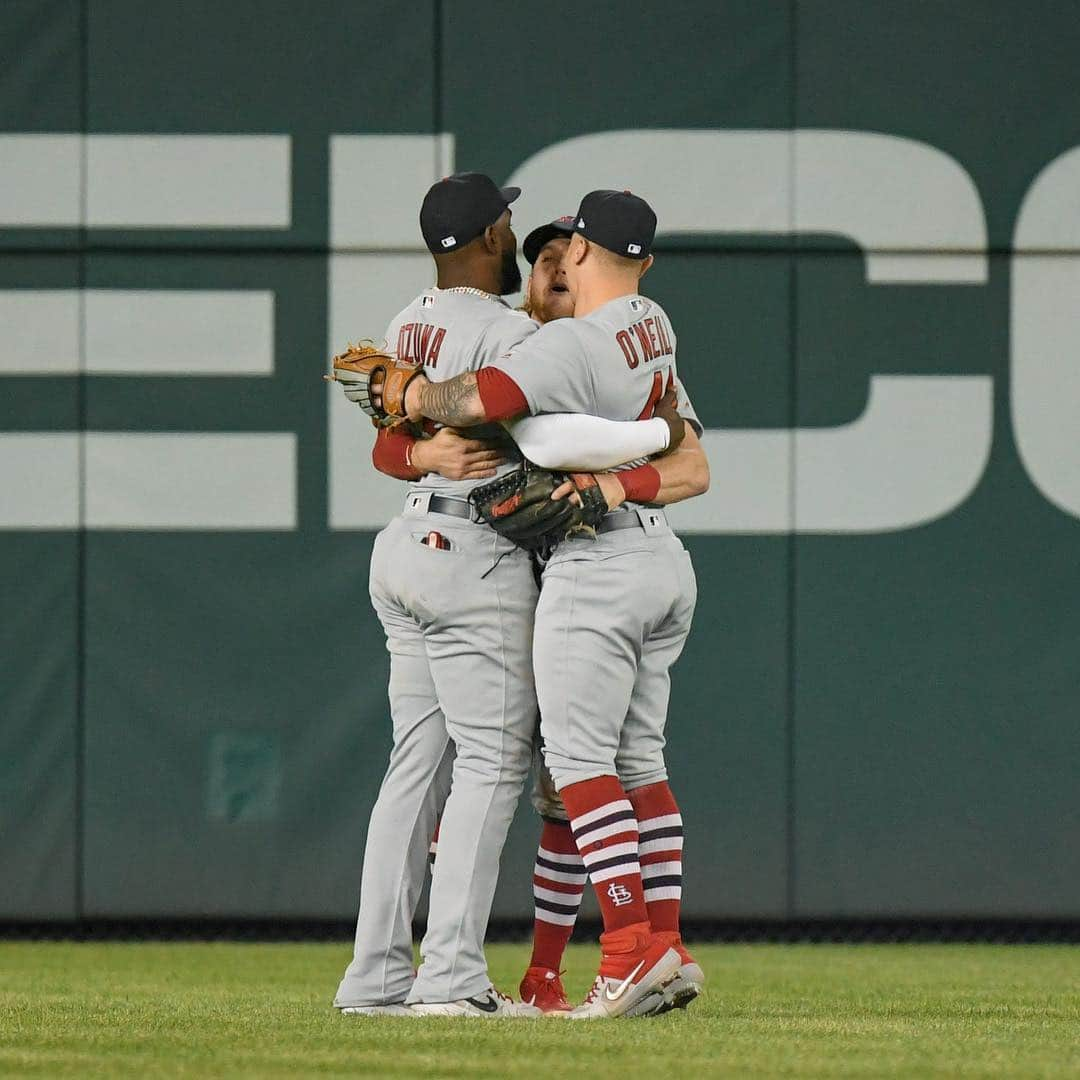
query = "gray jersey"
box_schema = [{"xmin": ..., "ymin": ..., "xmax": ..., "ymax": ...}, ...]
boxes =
[
  {"xmin": 385, "ymin": 288, "xmax": 536, "ymax": 498},
  {"xmin": 489, "ymin": 294, "xmax": 702, "ymax": 469}
]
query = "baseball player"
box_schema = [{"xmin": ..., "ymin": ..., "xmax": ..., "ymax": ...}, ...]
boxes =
[
  {"xmin": 398, "ymin": 189, "xmax": 708, "ymax": 1019},
  {"xmin": 332, "ymin": 177, "xmax": 685, "ymax": 1018},
  {"xmin": 365, "ymin": 212, "xmax": 698, "ymax": 1014},
  {"xmin": 364, "ymin": 216, "xmax": 575, "ymax": 489}
]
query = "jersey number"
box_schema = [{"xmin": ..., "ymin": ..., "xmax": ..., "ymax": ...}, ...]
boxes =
[{"xmin": 637, "ymin": 368, "xmax": 675, "ymax": 420}]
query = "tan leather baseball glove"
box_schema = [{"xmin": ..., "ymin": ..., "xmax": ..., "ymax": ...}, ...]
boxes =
[{"xmin": 327, "ymin": 341, "xmax": 424, "ymax": 426}]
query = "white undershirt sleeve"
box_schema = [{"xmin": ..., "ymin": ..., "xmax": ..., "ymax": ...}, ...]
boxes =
[{"xmin": 507, "ymin": 413, "xmax": 669, "ymax": 471}]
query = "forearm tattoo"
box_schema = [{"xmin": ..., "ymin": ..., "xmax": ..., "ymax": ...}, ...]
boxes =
[{"xmin": 419, "ymin": 371, "xmax": 485, "ymax": 427}]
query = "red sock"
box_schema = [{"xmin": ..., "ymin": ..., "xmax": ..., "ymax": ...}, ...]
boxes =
[
  {"xmin": 428, "ymin": 818, "xmax": 440, "ymax": 873},
  {"xmin": 529, "ymin": 820, "xmax": 586, "ymax": 971},
  {"xmin": 627, "ymin": 781, "xmax": 683, "ymax": 934},
  {"xmin": 560, "ymin": 775, "xmax": 648, "ymax": 932}
]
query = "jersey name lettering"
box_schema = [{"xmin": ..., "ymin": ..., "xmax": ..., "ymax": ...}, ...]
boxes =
[
  {"xmin": 397, "ymin": 322, "xmax": 447, "ymax": 368},
  {"xmin": 615, "ymin": 314, "xmax": 674, "ymax": 370}
]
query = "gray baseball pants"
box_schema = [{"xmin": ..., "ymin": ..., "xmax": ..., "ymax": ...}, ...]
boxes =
[
  {"xmin": 335, "ymin": 496, "xmax": 537, "ymax": 1007},
  {"xmin": 534, "ymin": 511, "xmax": 697, "ymax": 793}
]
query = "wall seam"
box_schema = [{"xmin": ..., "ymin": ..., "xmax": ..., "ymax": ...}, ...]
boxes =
[
  {"xmin": 74, "ymin": 0, "xmax": 89, "ymax": 920},
  {"xmin": 785, "ymin": 0, "xmax": 799, "ymax": 922},
  {"xmin": 433, "ymin": 0, "xmax": 443, "ymax": 162}
]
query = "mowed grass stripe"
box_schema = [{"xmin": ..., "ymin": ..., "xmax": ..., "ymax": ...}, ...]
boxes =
[{"xmin": 0, "ymin": 942, "xmax": 1077, "ymax": 1077}]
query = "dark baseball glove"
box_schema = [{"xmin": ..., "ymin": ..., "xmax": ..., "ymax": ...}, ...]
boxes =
[{"xmin": 469, "ymin": 467, "xmax": 609, "ymax": 550}]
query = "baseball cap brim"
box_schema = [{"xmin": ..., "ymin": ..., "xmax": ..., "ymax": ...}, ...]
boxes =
[
  {"xmin": 523, "ymin": 218, "xmax": 575, "ymax": 264},
  {"xmin": 500, "ymin": 186, "xmax": 521, "ymax": 207}
]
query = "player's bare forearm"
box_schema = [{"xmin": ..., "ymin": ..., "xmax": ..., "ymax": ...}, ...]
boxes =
[
  {"xmin": 406, "ymin": 372, "xmax": 487, "ymax": 427},
  {"xmin": 412, "ymin": 427, "xmax": 507, "ymax": 481},
  {"xmin": 649, "ymin": 426, "xmax": 710, "ymax": 505},
  {"xmin": 559, "ymin": 430, "xmax": 708, "ymax": 512}
]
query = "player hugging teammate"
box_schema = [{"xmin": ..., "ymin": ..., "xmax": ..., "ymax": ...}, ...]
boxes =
[{"xmin": 330, "ymin": 174, "xmax": 709, "ymax": 1019}]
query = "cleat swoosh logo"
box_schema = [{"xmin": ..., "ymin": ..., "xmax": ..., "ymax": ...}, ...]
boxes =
[
  {"xmin": 603, "ymin": 960, "xmax": 646, "ymax": 1003},
  {"xmin": 466, "ymin": 994, "xmax": 499, "ymax": 1013}
]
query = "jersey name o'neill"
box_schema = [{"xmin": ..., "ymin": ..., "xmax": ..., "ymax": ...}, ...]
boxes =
[
  {"xmin": 488, "ymin": 294, "xmax": 700, "ymax": 436},
  {"xmin": 616, "ymin": 309, "xmax": 674, "ymax": 369}
]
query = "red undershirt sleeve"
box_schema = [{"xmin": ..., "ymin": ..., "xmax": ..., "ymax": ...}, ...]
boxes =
[
  {"xmin": 476, "ymin": 366, "xmax": 530, "ymax": 422},
  {"xmin": 372, "ymin": 424, "xmax": 422, "ymax": 481}
]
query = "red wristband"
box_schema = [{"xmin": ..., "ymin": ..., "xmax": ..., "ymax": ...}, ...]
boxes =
[
  {"xmin": 617, "ymin": 464, "xmax": 661, "ymax": 504},
  {"xmin": 372, "ymin": 425, "xmax": 422, "ymax": 481}
]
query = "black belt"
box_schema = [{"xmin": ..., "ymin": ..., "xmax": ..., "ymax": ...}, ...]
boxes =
[
  {"xmin": 570, "ymin": 509, "xmax": 668, "ymax": 537},
  {"xmin": 596, "ymin": 513, "xmax": 649, "ymax": 533},
  {"xmin": 428, "ymin": 495, "xmax": 474, "ymax": 520},
  {"xmin": 424, "ymin": 495, "xmax": 665, "ymax": 534}
]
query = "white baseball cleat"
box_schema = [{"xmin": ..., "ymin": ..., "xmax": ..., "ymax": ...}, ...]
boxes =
[
  {"xmin": 627, "ymin": 961, "xmax": 705, "ymax": 1017},
  {"xmin": 409, "ymin": 986, "xmax": 542, "ymax": 1018},
  {"xmin": 665, "ymin": 960, "xmax": 705, "ymax": 1009},
  {"xmin": 567, "ymin": 924, "xmax": 681, "ymax": 1020},
  {"xmin": 339, "ymin": 1003, "xmax": 415, "ymax": 1017},
  {"xmin": 628, "ymin": 932, "xmax": 705, "ymax": 1016}
]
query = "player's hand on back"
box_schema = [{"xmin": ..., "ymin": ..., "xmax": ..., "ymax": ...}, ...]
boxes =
[
  {"xmin": 654, "ymin": 386, "xmax": 686, "ymax": 454},
  {"xmin": 412, "ymin": 428, "xmax": 508, "ymax": 481}
]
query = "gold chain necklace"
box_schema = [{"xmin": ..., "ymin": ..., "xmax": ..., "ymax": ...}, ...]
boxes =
[{"xmin": 438, "ymin": 286, "xmax": 505, "ymax": 304}]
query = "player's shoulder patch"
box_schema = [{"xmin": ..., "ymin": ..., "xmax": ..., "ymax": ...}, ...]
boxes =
[
  {"xmin": 421, "ymin": 292, "xmax": 436, "ymax": 308},
  {"xmin": 629, "ymin": 297, "xmax": 645, "ymax": 313}
]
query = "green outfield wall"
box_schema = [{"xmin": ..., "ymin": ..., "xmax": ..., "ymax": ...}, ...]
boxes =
[{"xmin": 2, "ymin": 1, "xmax": 1078, "ymax": 921}]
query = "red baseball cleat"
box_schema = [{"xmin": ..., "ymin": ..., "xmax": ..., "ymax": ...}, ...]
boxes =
[
  {"xmin": 568, "ymin": 922, "xmax": 680, "ymax": 1020},
  {"xmin": 519, "ymin": 966, "xmax": 572, "ymax": 1014}
]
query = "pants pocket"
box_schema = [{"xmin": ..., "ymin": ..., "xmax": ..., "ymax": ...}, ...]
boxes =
[{"xmin": 411, "ymin": 529, "xmax": 459, "ymax": 553}]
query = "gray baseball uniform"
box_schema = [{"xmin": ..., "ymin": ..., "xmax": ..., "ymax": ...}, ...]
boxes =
[
  {"xmin": 335, "ymin": 287, "xmax": 540, "ymax": 1008},
  {"xmin": 488, "ymin": 294, "xmax": 700, "ymax": 794}
]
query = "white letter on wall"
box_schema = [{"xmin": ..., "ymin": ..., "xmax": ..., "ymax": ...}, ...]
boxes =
[
  {"xmin": 510, "ymin": 130, "xmax": 992, "ymax": 533},
  {"xmin": 1011, "ymin": 146, "xmax": 1080, "ymax": 520}
]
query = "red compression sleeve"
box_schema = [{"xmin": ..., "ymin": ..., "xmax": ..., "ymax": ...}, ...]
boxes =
[
  {"xmin": 372, "ymin": 425, "xmax": 422, "ymax": 481},
  {"xmin": 617, "ymin": 463, "xmax": 662, "ymax": 503},
  {"xmin": 476, "ymin": 367, "xmax": 530, "ymax": 421}
]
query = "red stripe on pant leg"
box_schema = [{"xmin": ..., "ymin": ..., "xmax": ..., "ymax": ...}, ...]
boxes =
[
  {"xmin": 577, "ymin": 826, "xmax": 639, "ymax": 856},
  {"xmin": 628, "ymin": 781, "xmax": 680, "ymax": 820},
  {"xmin": 533, "ymin": 875, "xmax": 585, "ymax": 894},
  {"xmin": 639, "ymin": 848, "xmax": 681, "ymax": 866},
  {"xmin": 538, "ymin": 818, "xmax": 579, "ymax": 855}
]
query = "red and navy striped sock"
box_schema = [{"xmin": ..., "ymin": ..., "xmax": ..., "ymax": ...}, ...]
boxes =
[
  {"xmin": 561, "ymin": 775, "xmax": 648, "ymax": 932},
  {"xmin": 627, "ymin": 781, "xmax": 683, "ymax": 934},
  {"xmin": 529, "ymin": 819, "xmax": 586, "ymax": 971}
]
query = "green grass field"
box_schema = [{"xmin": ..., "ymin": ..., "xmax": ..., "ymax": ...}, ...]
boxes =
[{"xmin": 0, "ymin": 941, "xmax": 1077, "ymax": 1077}]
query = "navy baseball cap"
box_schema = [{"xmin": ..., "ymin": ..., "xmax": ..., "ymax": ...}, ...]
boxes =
[
  {"xmin": 572, "ymin": 189, "xmax": 656, "ymax": 260},
  {"xmin": 419, "ymin": 172, "xmax": 520, "ymax": 255},
  {"xmin": 522, "ymin": 215, "xmax": 576, "ymax": 265}
]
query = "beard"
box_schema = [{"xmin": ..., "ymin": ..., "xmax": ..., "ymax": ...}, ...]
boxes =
[{"xmin": 498, "ymin": 248, "xmax": 523, "ymax": 296}]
